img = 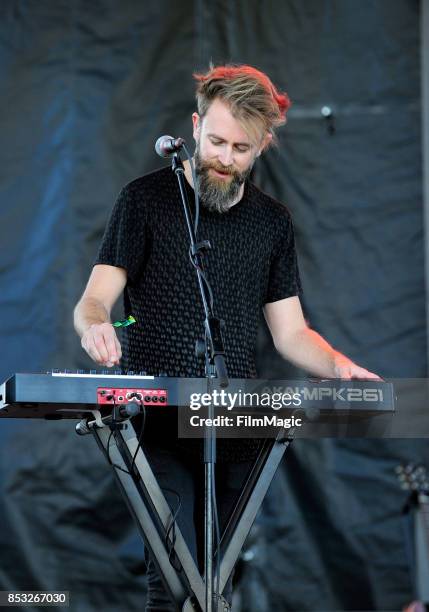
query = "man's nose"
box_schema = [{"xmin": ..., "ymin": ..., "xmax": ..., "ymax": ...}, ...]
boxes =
[{"xmin": 218, "ymin": 146, "xmax": 234, "ymax": 167}]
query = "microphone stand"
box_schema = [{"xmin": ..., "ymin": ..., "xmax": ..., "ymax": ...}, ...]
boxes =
[{"xmin": 171, "ymin": 152, "xmax": 229, "ymax": 612}]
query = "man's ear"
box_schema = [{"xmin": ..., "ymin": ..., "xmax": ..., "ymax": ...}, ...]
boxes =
[
  {"xmin": 192, "ymin": 112, "xmax": 200, "ymax": 141},
  {"xmin": 258, "ymin": 132, "xmax": 273, "ymax": 155}
]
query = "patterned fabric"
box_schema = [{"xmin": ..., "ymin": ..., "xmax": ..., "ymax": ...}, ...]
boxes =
[{"xmin": 95, "ymin": 165, "xmax": 302, "ymax": 460}]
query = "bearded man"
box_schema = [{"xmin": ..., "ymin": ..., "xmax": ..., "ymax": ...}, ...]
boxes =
[{"xmin": 74, "ymin": 64, "xmax": 378, "ymax": 611}]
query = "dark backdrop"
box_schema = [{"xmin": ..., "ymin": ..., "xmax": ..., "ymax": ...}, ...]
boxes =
[{"xmin": 0, "ymin": 1, "xmax": 426, "ymax": 610}]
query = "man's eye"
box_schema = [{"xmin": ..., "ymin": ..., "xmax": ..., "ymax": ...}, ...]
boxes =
[
  {"xmin": 211, "ymin": 139, "xmax": 222, "ymax": 145},
  {"xmin": 236, "ymin": 146, "xmax": 250, "ymax": 153}
]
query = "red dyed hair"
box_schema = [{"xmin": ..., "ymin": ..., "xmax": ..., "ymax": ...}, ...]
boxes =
[{"xmin": 193, "ymin": 64, "xmax": 291, "ymax": 146}]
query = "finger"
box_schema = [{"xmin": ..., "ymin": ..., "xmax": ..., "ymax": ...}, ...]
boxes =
[
  {"xmin": 83, "ymin": 335, "xmax": 104, "ymax": 364},
  {"xmin": 337, "ymin": 368, "xmax": 352, "ymax": 380},
  {"xmin": 363, "ymin": 371, "xmax": 383, "ymax": 381},
  {"xmin": 351, "ymin": 368, "xmax": 382, "ymax": 381},
  {"xmin": 104, "ymin": 329, "xmax": 120, "ymax": 364},
  {"xmin": 114, "ymin": 335, "xmax": 122, "ymax": 362},
  {"xmin": 92, "ymin": 329, "xmax": 110, "ymax": 364}
]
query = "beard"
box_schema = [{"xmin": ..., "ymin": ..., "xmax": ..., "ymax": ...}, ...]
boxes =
[{"xmin": 194, "ymin": 143, "xmax": 254, "ymax": 213}]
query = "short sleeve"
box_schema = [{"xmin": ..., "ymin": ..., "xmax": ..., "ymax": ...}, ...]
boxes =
[
  {"xmin": 265, "ymin": 212, "xmax": 303, "ymax": 303},
  {"xmin": 94, "ymin": 183, "xmax": 147, "ymax": 285}
]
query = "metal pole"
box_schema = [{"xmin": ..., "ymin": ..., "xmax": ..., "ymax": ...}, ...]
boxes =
[
  {"xmin": 422, "ymin": 0, "xmax": 429, "ymax": 374},
  {"xmin": 204, "ymin": 458, "xmax": 214, "ymax": 612},
  {"xmin": 204, "ymin": 376, "xmax": 216, "ymax": 612}
]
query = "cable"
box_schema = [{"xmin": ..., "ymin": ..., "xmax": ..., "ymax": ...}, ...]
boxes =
[
  {"xmin": 212, "ymin": 462, "xmax": 221, "ymax": 605},
  {"xmin": 106, "ymin": 430, "xmax": 130, "ymax": 475},
  {"xmin": 182, "ymin": 141, "xmax": 221, "ymax": 600},
  {"xmin": 121, "ymin": 395, "xmax": 184, "ymax": 573},
  {"xmin": 105, "ymin": 397, "xmax": 131, "ymax": 475},
  {"xmin": 129, "ymin": 398, "xmax": 146, "ymax": 474},
  {"xmin": 206, "ymin": 374, "xmax": 221, "ymax": 605},
  {"xmin": 107, "ymin": 432, "xmax": 132, "ymax": 475},
  {"xmin": 103, "ymin": 395, "xmax": 145, "ymax": 476},
  {"xmin": 181, "ymin": 143, "xmax": 216, "ymax": 317},
  {"xmin": 182, "ymin": 143, "xmax": 199, "ymax": 237},
  {"xmin": 162, "ymin": 486, "xmax": 182, "ymax": 571},
  {"xmin": 187, "ymin": 253, "xmax": 215, "ymax": 311},
  {"xmin": 108, "ymin": 395, "xmax": 182, "ymax": 574}
]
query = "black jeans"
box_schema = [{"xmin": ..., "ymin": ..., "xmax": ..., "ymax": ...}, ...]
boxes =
[{"xmin": 143, "ymin": 442, "xmax": 253, "ymax": 611}]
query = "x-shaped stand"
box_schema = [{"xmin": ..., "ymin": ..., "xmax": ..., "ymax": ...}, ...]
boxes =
[{"xmin": 91, "ymin": 421, "xmax": 293, "ymax": 612}]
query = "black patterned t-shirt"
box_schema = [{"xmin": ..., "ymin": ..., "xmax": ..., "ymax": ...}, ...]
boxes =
[{"xmin": 95, "ymin": 165, "xmax": 302, "ymax": 460}]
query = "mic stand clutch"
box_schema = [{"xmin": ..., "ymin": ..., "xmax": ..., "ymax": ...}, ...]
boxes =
[{"xmin": 171, "ymin": 152, "xmax": 229, "ymax": 612}]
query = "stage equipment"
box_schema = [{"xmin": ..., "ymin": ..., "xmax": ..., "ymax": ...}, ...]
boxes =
[{"xmin": 0, "ymin": 371, "xmax": 394, "ymax": 611}]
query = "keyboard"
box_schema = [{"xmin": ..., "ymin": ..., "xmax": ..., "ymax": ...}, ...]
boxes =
[{"xmin": 0, "ymin": 371, "xmax": 395, "ymax": 420}]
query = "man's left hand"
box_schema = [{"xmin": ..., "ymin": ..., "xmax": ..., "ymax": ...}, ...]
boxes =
[{"xmin": 333, "ymin": 355, "xmax": 382, "ymax": 380}]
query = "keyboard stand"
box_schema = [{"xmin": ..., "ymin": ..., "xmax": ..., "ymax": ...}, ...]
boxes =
[{"xmin": 91, "ymin": 422, "xmax": 294, "ymax": 612}]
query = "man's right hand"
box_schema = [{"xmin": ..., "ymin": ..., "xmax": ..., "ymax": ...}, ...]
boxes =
[
  {"xmin": 81, "ymin": 322, "xmax": 122, "ymax": 367},
  {"xmin": 74, "ymin": 265, "xmax": 128, "ymax": 367}
]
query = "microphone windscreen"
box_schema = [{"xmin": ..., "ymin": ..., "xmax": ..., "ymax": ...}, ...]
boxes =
[{"xmin": 155, "ymin": 135, "xmax": 174, "ymax": 158}]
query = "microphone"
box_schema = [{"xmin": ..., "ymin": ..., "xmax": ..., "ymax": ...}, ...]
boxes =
[
  {"xmin": 75, "ymin": 403, "xmax": 141, "ymax": 435},
  {"xmin": 155, "ymin": 135, "xmax": 185, "ymax": 158}
]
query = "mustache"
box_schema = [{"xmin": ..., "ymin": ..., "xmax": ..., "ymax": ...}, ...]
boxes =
[{"xmin": 198, "ymin": 160, "xmax": 237, "ymax": 176}]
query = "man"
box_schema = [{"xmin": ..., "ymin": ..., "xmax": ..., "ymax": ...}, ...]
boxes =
[{"xmin": 74, "ymin": 64, "xmax": 379, "ymax": 610}]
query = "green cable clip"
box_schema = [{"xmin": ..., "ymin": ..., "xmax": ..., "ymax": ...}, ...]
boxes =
[{"xmin": 112, "ymin": 315, "xmax": 136, "ymax": 328}]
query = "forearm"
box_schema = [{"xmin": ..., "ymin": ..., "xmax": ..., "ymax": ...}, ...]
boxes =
[
  {"xmin": 276, "ymin": 327, "xmax": 350, "ymax": 378},
  {"xmin": 73, "ymin": 297, "xmax": 111, "ymax": 338},
  {"xmin": 265, "ymin": 297, "xmax": 379, "ymax": 380}
]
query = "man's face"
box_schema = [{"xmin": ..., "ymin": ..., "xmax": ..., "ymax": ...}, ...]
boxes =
[{"xmin": 192, "ymin": 98, "xmax": 267, "ymax": 213}]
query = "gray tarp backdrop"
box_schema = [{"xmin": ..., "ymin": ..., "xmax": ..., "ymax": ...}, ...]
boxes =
[{"xmin": 0, "ymin": 1, "xmax": 427, "ymax": 610}]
